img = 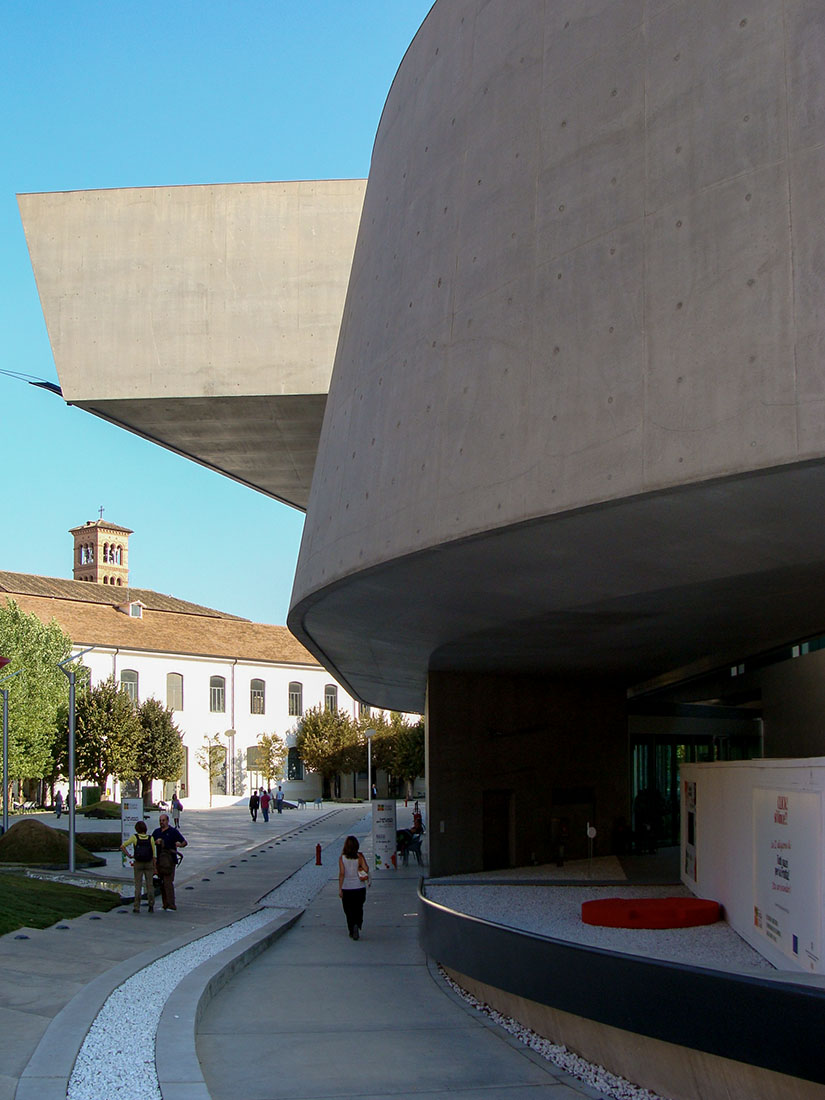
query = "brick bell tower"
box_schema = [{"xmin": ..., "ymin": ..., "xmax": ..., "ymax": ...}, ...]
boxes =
[{"xmin": 70, "ymin": 514, "xmax": 133, "ymax": 586}]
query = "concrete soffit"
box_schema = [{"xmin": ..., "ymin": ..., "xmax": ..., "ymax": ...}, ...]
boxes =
[{"xmin": 18, "ymin": 180, "xmax": 367, "ymax": 510}]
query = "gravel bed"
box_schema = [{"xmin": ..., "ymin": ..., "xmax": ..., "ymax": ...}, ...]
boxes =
[
  {"xmin": 67, "ymin": 907, "xmax": 281, "ymax": 1100},
  {"xmin": 439, "ymin": 966, "xmax": 668, "ymax": 1100},
  {"xmin": 425, "ymin": 882, "xmax": 775, "ymax": 972}
]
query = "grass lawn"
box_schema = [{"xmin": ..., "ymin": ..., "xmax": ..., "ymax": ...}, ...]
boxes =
[{"xmin": 0, "ymin": 873, "xmax": 122, "ymax": 936}]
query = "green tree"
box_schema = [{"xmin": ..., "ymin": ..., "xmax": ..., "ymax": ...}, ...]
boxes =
[
  {"xmin": 196, "ymin": 734, "xmax": 226, "ymax": 807},
  {"xmin": 295, "ymin": 706, "xmax": 359, "ymax": 794},
  {"xmin": 70, "ymin": 676, "xmax": 140, "ymax": 790},
  {"xmin": 355, "ymin": 711, "xmax": 424, "ymax": 795},
  {"xmin": 391, "ymin": 717, "xmax": 425, "ymax": 796},
  {"xmin": 256, "ymin": 732, "xmax": 287, "ymax": 787},
  {"xmin": 0, "ymin": 599, "xmax": 73, "ymax": 804},
  {"xmin": 355, "ymin": 710, "xmax": 394, "ymax": 775},
  {"xmin": 125, "ymin": 697, "xmax": 186, "ymax": 807}
]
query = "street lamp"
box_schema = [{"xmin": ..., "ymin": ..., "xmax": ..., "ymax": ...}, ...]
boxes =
[
  {"xmin": 0, "ymin": 657, "xmax": 20, "ymax": 835},
  {"xmin": 58, "ymin": 646, "xmax": 95, "ymax": 873},
  {"xmin": 365, "ymin": 728, "xmax": 376, "ymax": 800}
]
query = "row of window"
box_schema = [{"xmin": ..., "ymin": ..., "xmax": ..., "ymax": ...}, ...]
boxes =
[
  {"xmin": 119, "ymin": 671, "xmax": 347, "ymax": 716},
  {"xmin": 77, "ymin": 542, "xmax": 124, "ymax": 564}
]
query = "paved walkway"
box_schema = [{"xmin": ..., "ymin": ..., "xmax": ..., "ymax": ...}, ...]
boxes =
[
  {"xmin": 198, "ymin": 859, "xmax": 610, "ymax": 1100},
  {"xmin": 0, "ymin": 803, "xmax": 366, "ymax": 1100},
  {"xmin": 1, "ymin": 803, "xmax": 616, "ymax": 1100}
]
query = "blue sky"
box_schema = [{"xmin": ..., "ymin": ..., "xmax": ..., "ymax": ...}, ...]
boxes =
[{"xmin": 0, "ymin": 1, "xmax": 433, "ymax": 623}]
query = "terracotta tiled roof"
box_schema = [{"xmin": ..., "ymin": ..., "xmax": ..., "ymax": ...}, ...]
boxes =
[
  {"xmin": 69, "ymin": 520, "xmax": 133, "ymax": 535},
  {"xmin": 0, "ymin": 574, "xmax": 318, "ymax": 667},
  {"xmin": 0, "ymin": 571, "xmax": 247, "ymax": 619}
]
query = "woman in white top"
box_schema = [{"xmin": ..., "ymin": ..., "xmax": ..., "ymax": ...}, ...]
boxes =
[{"xmin": 338, "ymin": 834, "xmax": 370, "ymax": 939}]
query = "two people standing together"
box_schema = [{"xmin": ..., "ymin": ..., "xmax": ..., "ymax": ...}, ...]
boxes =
[{"xmin": 121, "ymin": 810, "xmax": 188, "ymax": 913}]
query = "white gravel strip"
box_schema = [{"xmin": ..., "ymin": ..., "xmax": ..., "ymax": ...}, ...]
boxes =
[
  {"xmin": 426, "ymin": 882, "xmax": 774, "ymax": 972},
  {"xmin": 67, "ymin": 823, "xmax": 368, "ymax": 1100},
  {"xmin": 439, "ymin": 966, "xmax": 669, "ymax": 1100},
  {"xmin": 67, "ymin": 907, "xmax": 279, "ymax": 1100}
]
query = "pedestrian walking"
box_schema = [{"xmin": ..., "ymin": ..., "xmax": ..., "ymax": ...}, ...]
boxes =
[
  {"xmin": 152, "ymin": 812, "xmax": 187, "ymax": 911},
  {"xmin": 120, "ymin": 820, "xmax": 157, "ymax": 914},
  {"xmin": 54, "ymin": 790, "xmax": 63, "ymax": 819},
  {"xmin": 170, "ymin": 791, "xmax": 183, "ymax": 828},
  {"xmin": 249, "ymin": 790, "xmax": 260, "ymax": 821},
  {"xmin": 338, "ymin": 835, "xmax": 370, "ymax": 939},
  {"xmin": 275, "ymin": 785, "xmax": 284, "ymax": 814},
  {"xmin": 260, "ymin": 788, "xmax": 271, "ymax": 822}
]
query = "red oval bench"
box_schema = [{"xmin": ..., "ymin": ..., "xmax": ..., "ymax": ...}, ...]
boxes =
[{"xmin": 581, "ymin": 896, "xmax": 720, "ymax": 929}]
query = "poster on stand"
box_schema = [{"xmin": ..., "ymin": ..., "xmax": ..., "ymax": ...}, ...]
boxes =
[
  {"xmin": 121, "ymin": 798, "xmax": 145, "ymax": 865},
  {"xmin": 372, "ymin": 800, "xmax": 397, "ymax": 870},
  {"xmin": 753, "ymin": 787, "xmax": 822, "ymax": 971}
]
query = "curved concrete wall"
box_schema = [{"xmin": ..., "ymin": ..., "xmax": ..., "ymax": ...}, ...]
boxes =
[{"xmin": 290, "ymin": 0, "xmax": 825, "ymax": 708}]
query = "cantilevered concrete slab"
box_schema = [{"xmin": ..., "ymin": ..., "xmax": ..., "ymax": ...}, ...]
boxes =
[{"xmin": 18, "ymin": 179, "xmax": 366, "ymax": 508}]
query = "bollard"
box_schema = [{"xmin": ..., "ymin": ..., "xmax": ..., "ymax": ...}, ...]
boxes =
[{"xmin": 315, "ymin": 843, "xmax": 322, "ymax": 865}]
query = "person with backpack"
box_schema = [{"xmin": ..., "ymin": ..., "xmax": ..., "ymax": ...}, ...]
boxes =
[{"xmin": 120, "ymin": 819, "xmax": 157, "ymax": 914}]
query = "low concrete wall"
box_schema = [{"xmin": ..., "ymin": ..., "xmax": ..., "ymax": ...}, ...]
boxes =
[
  {"xmin": 420, "ymin": 885, "xmax": 825, "ymax": 1098},
  {"xmin": 443, "ymin": 967, "xmax": 825, "ymax": 1100}
]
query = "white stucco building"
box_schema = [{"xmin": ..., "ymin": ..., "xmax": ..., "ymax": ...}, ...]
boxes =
[{"xmin": 0, "ymin": 518, "xmax": 378, "ymax": 806}]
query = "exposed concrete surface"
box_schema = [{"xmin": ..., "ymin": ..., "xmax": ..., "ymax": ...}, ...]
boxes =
[
  {"xmin": 289, "ymin": 0, "xmax": 825, "ymax": 710},
  {"xmin": 197, "ymin": 863, "xmax": 609, "ymax": 1100},
  {"xmin": 18, "ymin": 179, "xmax": 365, "ymax": 508}
]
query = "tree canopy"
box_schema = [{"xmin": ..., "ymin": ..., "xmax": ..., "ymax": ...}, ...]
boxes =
[
  {"xmin": 294, "ymin": 706, "xmax": 425, "ymax": 794},
  {"xmin": 254, "ymin": 732, "xmax": 287, "ymax": 787},
  {"xmin": 0, "ymin": 599, "xmax": 73, "ymax": 787},
  {"xmin": 129, "ymin": 697, "xmax": 185, "ymax": 806},
  {"xmin": 69, "ymin": 676, "xmax": 141, "ymax": 789},
  {"xmin": 294, "ymin": 706, "xmax": 360, "ymax": 780},
  {"xmin": 358, "ymin": 711, "xmax": 425, "ymax": 792}
]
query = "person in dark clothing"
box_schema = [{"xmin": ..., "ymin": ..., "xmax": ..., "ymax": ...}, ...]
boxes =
[
  {"xmin": 249, "ymin": 790, "xmax": 260, "ymax": 821},
  {"xmin": 152, "ymin": 812, "xmax": 187, "ymax": 910}
]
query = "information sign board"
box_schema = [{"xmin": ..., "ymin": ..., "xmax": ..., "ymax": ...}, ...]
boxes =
[
  {"xmin": 372, "ymin": 800, "xmax": 397, "ymax": 871},
  {"xmin": 121, "ymin": 798, "xmax": 145, "ymax": 865},
  {"xmin": 753, "ymin": 787, "xmax": 822, "ymax": 971}
]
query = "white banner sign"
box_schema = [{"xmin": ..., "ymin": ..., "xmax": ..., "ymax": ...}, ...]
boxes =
[
  {"xmin": 371, "ymin": 800, "xmax": 397, "ymax": 871},
  {"xmin": 753, "ymin": 787, "xmax": 822, "ymax": 971},
  {"xmin": 121, "ymin": 798, "xmax": 145, "ymax": 865}
]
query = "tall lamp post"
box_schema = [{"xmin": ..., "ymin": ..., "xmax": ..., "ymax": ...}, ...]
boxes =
[
  {"xmin": 58, "ymin": 646, "xmax": 95, "ymax": 872},
  {"xmin": 0, "ymin": 656, "xmax": 19, "ymax": 835},
  {"xmin": 365, "ymin": 728, "xmax": 376, "ymax": 800}
]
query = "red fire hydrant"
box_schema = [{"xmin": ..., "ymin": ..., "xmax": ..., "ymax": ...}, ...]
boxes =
[{"xmin": 315, "ymin": 843, "xmax": 322, "ymax": 865}]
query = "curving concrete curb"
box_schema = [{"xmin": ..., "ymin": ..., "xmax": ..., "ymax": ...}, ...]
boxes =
[{"xmin": 156, "ymin": 908, "xmax": 302, "ymax": 1100}]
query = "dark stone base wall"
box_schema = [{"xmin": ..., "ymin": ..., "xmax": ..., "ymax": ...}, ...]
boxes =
[{"xmin": 426, "ymin": 670, "xmax": 629, "ymax": 877}]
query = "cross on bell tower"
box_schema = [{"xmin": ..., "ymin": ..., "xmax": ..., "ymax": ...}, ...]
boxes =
[{"xmin": 69, "ymin": 518, "xmax": 133, "ymax": 586}]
